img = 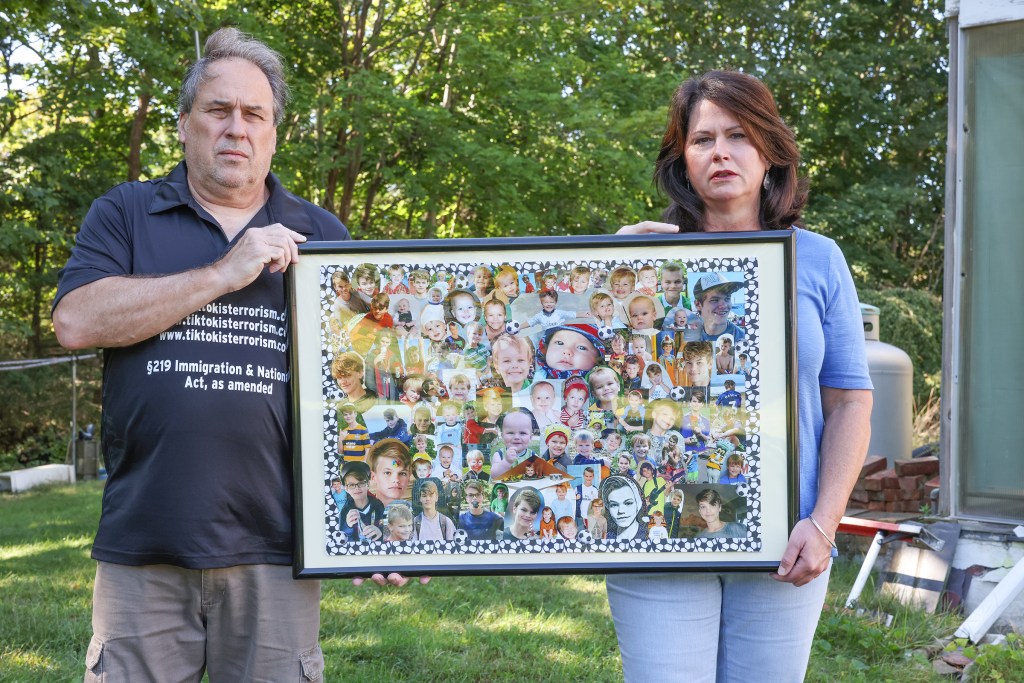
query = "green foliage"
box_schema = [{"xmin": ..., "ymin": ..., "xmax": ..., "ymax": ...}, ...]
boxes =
[
  {"xmin": 857, "ymin": 287, "xmax": 944, "ymax": 407},
  {"xmin": 967, "ymin": 633, "xmax": 1024, "ymax": 682},
  {"xmin": 0, "ymin": 1, "xmax": 949, "ymax": 456}
]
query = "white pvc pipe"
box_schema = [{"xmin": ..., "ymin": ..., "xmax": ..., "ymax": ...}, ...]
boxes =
[
  {"xmin": 956, "ymin": 555, "xmax": 1024, "ymax": 643},
  {"xmin": 846, "ymin": 531, "xmax": 885, "ymax": 609}
]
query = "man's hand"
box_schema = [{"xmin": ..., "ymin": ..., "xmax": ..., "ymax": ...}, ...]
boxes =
[
  {"xmin": 214, "ymin": 224, "xmax": 306, "ymax": 293},
  {"xmin": 345, "ymin": 509, "xmax": 360, "ymax": 527},
  {"xmin": 352, "ymin": 573, "xmax": 431, "ymax": 587},
  {"xmin": 617, "ymin": 221, "xmax": 679, "ymax": 235}
]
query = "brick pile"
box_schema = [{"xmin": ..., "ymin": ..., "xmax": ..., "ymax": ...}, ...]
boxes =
[{"xmin": 847, "ymin": 455, "xmax": 940, "ymax": 513}]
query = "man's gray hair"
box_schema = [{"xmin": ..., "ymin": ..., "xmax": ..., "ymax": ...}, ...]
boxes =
[{"xmin": 178, "ymin": 27, "xmax": 289, "ymax": 126}]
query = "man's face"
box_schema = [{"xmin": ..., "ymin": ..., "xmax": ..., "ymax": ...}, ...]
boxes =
[
  {"xmin": 633, "ymin": 439, "xmax": 650, "ymax": 458},
  {"xmin": 540, "ymin": 295, "xmax": 557, "ymax": 312},
  {"xmin": 547, "ymin": 433, "xmax": 567, "ymax": 456},
  {"xmin": 443, "ymin": 406, "xmax": 459, "ymax": 424},
  {"xmin": 628, "ymin": 300, "xmax": 656, "ymax": 330},
  {"xmin": 575, "ymin": 439, "xmax": 593, "ymax": 457},
  {"xmin": 411, "ymin": 277, "xmax": 429, "ymax": 295},
  {"xmin": 584, "ymin": 470, "xmax": 594, "ymax": 485},
  {"xmin": 372, "ymin": 457, "xmax": 409, "ymax": 502},
  {"xmin": 415, "ymin": 462, "xmax": 431, "ymax": 478},
  {"xmin": 439, "ymin": 449, "xmax": 454, "ymax": 468},
  {"xmin": 177, "ymin": 58, "xmax": 277, "ymax": 200},
  {"xmin": 571, "ymin": 273, "xmax": 590, "ymax": 292}
]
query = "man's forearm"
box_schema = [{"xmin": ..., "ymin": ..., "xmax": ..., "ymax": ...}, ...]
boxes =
[{"xmin": 53, "ymin": 265, "xmax": 232, "ymax": 349}]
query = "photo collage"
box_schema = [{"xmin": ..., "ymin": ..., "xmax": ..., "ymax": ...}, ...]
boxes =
[{"xmin": 318, "ymin": 255, "xmax": 762, "ymax": 556}]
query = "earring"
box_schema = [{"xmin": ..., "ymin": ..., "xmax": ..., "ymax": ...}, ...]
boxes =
[{"xmin": 762, "ymin": 171, "xmax": 771, "ymax": 191}]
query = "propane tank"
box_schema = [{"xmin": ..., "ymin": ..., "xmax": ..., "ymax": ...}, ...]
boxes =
[{"xmin": 861, "ymin": 303, "xmax": 914, "ymax": 468}]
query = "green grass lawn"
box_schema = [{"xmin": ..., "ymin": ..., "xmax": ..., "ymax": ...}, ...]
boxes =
[{"xmin": 1, "ymin": 482, "xmax": 963, "ymax": 682}]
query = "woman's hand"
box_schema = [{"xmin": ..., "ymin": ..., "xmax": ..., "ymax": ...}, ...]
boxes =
[
  {"xmin": 617, "ymin": 221, "xmax": 679, "ymax": 235},
  {"xmin": 353, "ymin": 573, "xmax": 431, "ymax": 587},
  {"xmin": 770, "ymin": 518, "xmax": 833, "ymax": 587}
]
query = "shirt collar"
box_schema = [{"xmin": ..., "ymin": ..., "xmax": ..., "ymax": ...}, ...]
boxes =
[{"xmin": 148, "ymin": 161, "xmax": 315, "ymax": 235}]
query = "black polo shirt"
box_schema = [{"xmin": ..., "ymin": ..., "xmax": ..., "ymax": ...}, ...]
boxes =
[{"xmin": 54, "ymin": 161, "xmax": 350, "ymax": 568}]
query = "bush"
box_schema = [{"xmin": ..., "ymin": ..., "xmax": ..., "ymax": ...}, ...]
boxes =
[{"xmin": 856, "ymin": 287, "xmax": 943, "ymax": 407}]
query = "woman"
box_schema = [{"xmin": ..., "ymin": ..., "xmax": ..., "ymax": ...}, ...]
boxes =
[
  {"xmin": 694, "ymin": 488, "xmax": 745, "ymax": 539},
  {"xmin": 600, "ymin": 476, "xmax": 647, "ymax": 541},
  {"xmin": 610, "ymin": 70, "xmax": 873, "ymax": 681}
]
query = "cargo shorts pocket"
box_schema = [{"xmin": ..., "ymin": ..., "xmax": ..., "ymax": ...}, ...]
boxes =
[
  {"xmin": 84, "ymin": 636, "xmax": 104, "ymax": 682},
  {"xmin": 299, "ymin": 644, "xmax": 324, "ymax": 682}
]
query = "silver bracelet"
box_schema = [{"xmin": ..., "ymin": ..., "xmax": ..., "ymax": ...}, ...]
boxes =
[{"xmin": 808, "ymin": 515, "xmax": 839, "ymax": 558}]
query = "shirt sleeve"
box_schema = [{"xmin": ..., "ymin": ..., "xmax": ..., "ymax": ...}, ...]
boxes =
[
  {"xmin": 53, "ymin": 191, "xmax": 135, "ymax": 310},
  {"xmin": 818, "ymin": 241, "xmax": 873, "ymax": 391}
]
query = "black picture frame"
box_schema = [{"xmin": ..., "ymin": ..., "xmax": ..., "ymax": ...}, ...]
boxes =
[{"xmin": 289, "ymin": 231, "xmax": 797, "ymax": 578}]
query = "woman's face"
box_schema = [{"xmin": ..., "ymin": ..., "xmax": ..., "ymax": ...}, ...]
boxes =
[
  {"xmin": 683, "ymin": 99, "xmax": 768, "ymax": 219},
  {"xmin": 698, "ymin": 498, "xmax": 722, "ymax": 525},
  {"xmin": 606, "ymin": 485, "xmax": 639, "ymax": 529}
]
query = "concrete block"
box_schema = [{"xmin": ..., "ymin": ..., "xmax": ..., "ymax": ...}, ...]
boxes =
[{"xmin": 0, "ymin": 464, "xmax": 76, "ymax": 493}]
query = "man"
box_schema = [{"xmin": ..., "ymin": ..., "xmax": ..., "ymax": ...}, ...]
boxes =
[
  {"xmin": 657, "ymin": 260, "xmax": 691, "ymax": 312},
  {"xmin": 369, "ymin": 407, "xmax": 411, "ymax": 444},
  {"xmin": 53, "ymin": 29, "xmax": 349, "ymax": 681},
  {"xmin": 575, "ymin": 466, "xmax": 599, "ymax": 519},
  {"xmin": 691, "ymin": 272, "xmax": 747, "ymax": 341},
  {"xmin": 457, "ymin": 480, "xmax": 504, "ymax": 540}
]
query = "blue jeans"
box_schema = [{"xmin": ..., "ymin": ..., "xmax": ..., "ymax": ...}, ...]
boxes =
[{"xmin": 606, "ymin": 566, "xmax": 830, "ymax": 683}]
